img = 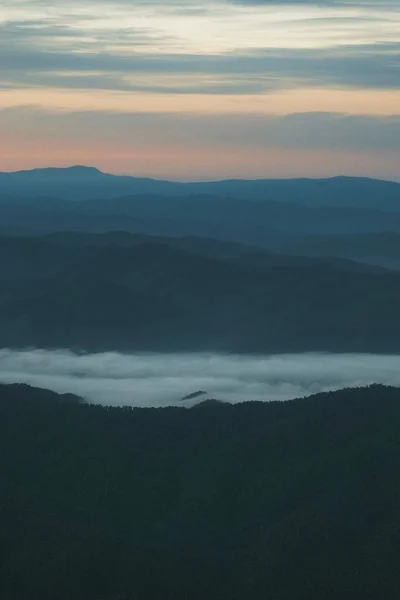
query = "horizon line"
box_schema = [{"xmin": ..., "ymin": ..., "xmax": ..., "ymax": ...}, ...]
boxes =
[{"xmin": 1, "ymin": 164, "xmax": 399, "ymax": 185}]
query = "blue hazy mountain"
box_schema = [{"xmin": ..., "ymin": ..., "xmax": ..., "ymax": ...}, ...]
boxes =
[
  {"xmin": 2, "ymin": 192, "xmax": 400, "ymax": 246},
  {"xmin": 1, "ymin": 166, "xmax": 399, "ymax": 211},
  {"xmin": 286, "ymin": 232, "xmax": 400, "ymax": 270}
]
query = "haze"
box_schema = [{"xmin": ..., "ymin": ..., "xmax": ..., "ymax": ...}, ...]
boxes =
[{"xmin": 1, "ymin": 349, "xmax": 400, "ymax": 407}]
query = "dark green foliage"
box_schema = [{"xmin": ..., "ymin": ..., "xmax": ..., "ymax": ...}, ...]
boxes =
[
  {"xmin": 1, "ymin": 234, "xmax": 400, "ymax": 353},
  {"xmin": 0, "ymin": 382, "xmax": 82, "ymax": 404},
  {"xmin": 1, "ymin": 383, "xmax": 400, "ymax": 599}
]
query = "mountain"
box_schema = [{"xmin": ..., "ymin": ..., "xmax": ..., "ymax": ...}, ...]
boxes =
[
  {"xmin": 61, "ymin": 193, "xmax": 400, "ymax": 235},
  {"xmin": 3, "ymin": 192, "xmax": 400, "ymax": 249},
  {"xmin": 0, "ymin": 166, "xmax": 178, "ymax": 200},
  {"xmin": 38, "ymin": 231, "xmax": 264, "ymax": 258},
  {"xmin": 33, "ymin": 231, "xmax": 382, "ymax": 271},
  {"xmin": 1, "ymin": 166, "xmax": 399, "ymax": 210},
  {"xmin": 287, "ymin": 231, "xmax": 400, "ymax": 270},
  {"xmin": 1, "ymin": 382, "xmax": 400, "ymax": 599},
  {"xmin": 0, "ymin": 234, "xmax": 399, "ymax": 353},
  {"xmin": 0, "ymin": 382, "xmax": 82, "ymax": 404},
  {"xmin": 0, "ymin": 200, "xmax": 288, "ymax": 247},
  {"xmin": 2, "ymin": 165, "xmax": 102, "ymax": 182}
]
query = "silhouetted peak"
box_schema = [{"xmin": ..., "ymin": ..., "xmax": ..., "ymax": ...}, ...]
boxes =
[
  {"xmin": 7, "ymin": 165, "xmax": 105, "ymax": 179},
  {"xmin": 0, "ymin": 382, "xmax": 83, "ymax": 404},
  {"xmin": 62, "ymin": 165, "xmax": 103, "ymax": 174},
  {"xmin": 192, "ymin": 399, "xmax": 227, "ymax": 409}
]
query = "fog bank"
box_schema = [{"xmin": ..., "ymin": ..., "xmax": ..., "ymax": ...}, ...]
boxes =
[{"xmin": 1, "ymin": 349, "xmax": 400, "ymax": 407}]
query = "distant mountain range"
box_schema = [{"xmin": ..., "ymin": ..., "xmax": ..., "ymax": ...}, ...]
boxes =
[
  {"xmin": 1, "ymin": 167, "xmax": 399, "ymax": 353},
  {"xmin": 1, "ymin": 175, "xmax": 400, "ymax": 269},
  {"xmin": 2, "ymin": 188, "xmax": 400, "ymax": 242},
  {"xmin": 1, "ymin": 165, "xmax": 399, "ymax": 210}
]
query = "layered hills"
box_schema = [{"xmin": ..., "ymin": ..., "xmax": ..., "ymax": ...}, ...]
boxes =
[
  {"xmin": 0, "ymin": 233, "xmax": 399, "ymax": 353},
  {"xmin": 0, "ymin": 168, "xmax": 399, "ymax": 351},
  {"xmin": 1, "ymin": 166, "xmax": 399, "ymax": 210},
  {"xmin": 1, "ymin": 169, "xmax": 400, "ymax": 272}
]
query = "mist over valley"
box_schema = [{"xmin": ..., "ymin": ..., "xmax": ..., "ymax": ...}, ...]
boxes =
[{"xmin": 1, "ymin": 349, "xmax": 400, "ymax": 407}]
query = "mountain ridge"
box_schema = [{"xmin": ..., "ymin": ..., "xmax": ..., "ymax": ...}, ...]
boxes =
[
  {"xmin": 1, "ymin": 166, "xmax": 399, "ymax": 210},
  {"xmin": 2, "ymin": 165, "xmax": 398, "ymax": 185},
  {"xmin": 1, "ymin": 233, "xmax": 400, "ymax": 353}
]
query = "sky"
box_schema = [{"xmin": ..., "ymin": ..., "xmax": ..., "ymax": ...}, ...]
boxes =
[{"xmin": 1, "ymin": 0, "xmax": 399, "ymax": 180}]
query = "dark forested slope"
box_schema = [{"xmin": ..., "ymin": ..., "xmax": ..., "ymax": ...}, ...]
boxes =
[
  {"xmin": 0, "ymin": 383, "xmax": 400, "ymax": 599},
  {"xmin": 0, "ymin": 234, "xmax": 399, "ymax": 353}
]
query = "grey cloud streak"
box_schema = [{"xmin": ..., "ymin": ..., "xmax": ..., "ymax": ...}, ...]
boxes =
[
  {"xmin": 231, "ymin": 0, "xmax": 400, "ymax": 7},
  {"xmin": 1, "ymin": 5, "xmax": 399, "ymax": 94},
  {"xmin": 0, "ymin": 19, "xmax": 176, "ymax": 47},
  {"xmin": 1, "ymin": 349, "xmax": 400, "ymax": 407},
  {"xmin": 2, "ymin": 43, "xmax": 399, "ymax": 93},
  {"xmin": 2, "ymin": 106, "xmax": 399, "ymax": 152},
  {"xmin": 4, "ymin": 0, "xmax": 399, "ymax": 8}
]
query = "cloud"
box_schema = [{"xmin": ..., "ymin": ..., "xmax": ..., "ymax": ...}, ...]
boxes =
[
  {"xmin": 2, "ymin": 106, "xmax": 399, "ymax": 152},
  {"xmin": 1, "ymin": 0, "xmax": 399, "ymax": 94},
  {"xmin": 3, "ymin": 0, "xmax": 399, "ymax": 8},
  {"xmin": 2, "ymin": 0, "xmax": 398, "ymax": 176},
  {"xmin": 1, "ymin": 349, "xmax": 400, "ymax": 407},
  {"xmin": 1, "ymin": 41, "xmax": 399, "ymax": 94},
  {"xmin": 0, "ymin": 19, "xmax": 175, "ymax": 50},
  {"xmin": 1, "ymin": 105, "xmax": 398, "ymax": 178},
  {"xmin": 231, "ymin": 0, "xmax": 400, "ymax": 7}
]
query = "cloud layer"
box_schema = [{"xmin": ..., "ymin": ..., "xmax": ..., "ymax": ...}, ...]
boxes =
[
  {"xmin": 1, "ymin": 0, "xmax": 399, "ymax": 177},
  {"xmin": 2, "ymin": 0, "xmax": 399, "ymax": 95},
  {"xmin": 1, "ymin": 349, "xmax": 400, "ymax": 407}
]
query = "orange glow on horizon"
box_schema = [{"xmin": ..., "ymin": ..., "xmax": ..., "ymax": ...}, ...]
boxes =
[
  {"xmin": 1, "ymin": 87, "xmax": 400, "ymax": 118},
  {"xmin": 2, "ymin": 134, "xmax": 399, "ymax": 182}
]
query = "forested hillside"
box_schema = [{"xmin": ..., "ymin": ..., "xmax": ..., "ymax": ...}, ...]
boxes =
[
  {"xmin": 1, "ymin": 234, "xmax": 400, "ymax": 353},
  {"xmin": 1, "ymin": 383, "xmax": 399, "ymax": 599}
]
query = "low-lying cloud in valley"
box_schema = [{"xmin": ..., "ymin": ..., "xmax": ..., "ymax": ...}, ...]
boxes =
[{"xmin": 1, "ymin": 349, "xmax": 400, "ymax": 406}]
